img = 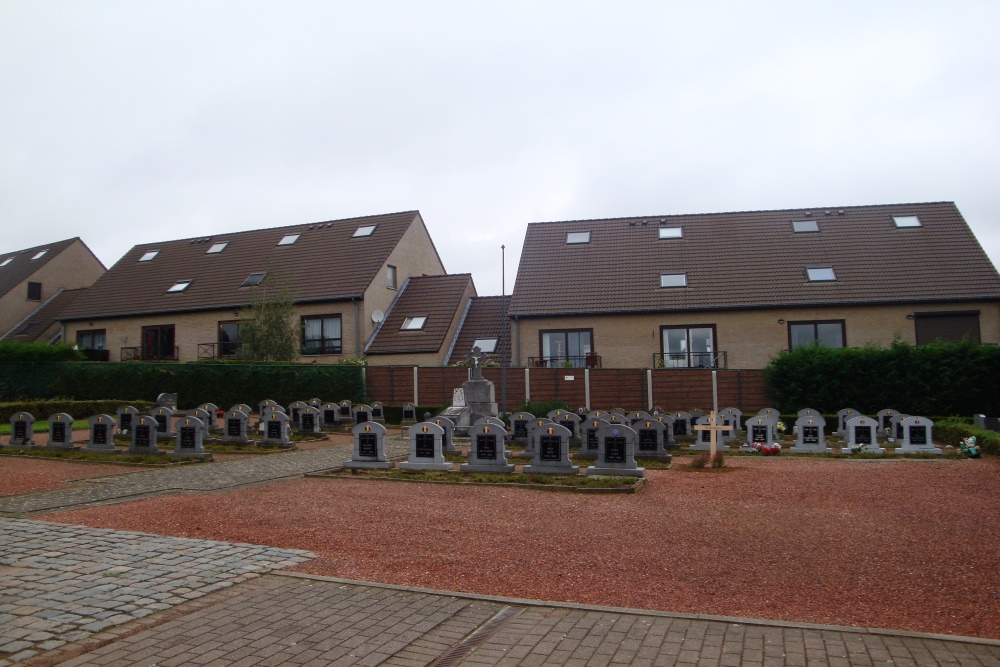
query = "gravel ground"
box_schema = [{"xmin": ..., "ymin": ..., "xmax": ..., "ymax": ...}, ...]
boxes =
[
  {"xmin": 0, "ymin": 456, "xmax": 154, "ymax": 495},
  {"xmin": 26, "ymin": 454, "xmax": 1000, "ymax": 639}
]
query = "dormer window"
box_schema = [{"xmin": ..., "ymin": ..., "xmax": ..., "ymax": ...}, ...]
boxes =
[
  {"xmin": 167, "ymin": 280, "xmax": 192, "ymax": 293},
  {"xmin": 472, "ymin": 338, "xmax": 498, "ymax": 353},
  {"xmin": 566, "ymin": 231, "xmax": 591, "ymax": 244},
  {"xmin": 401, "ymin": 316, "xmax": 427, "ymax": 331},
  {"xmin": 660, "ymin": 273, "xmax": 687, "ymax": 288},
  {"xmin": 241, "ymin": 272, "xmax": 266, "ymax": 287},
  {"xmin": 658, "ymin": 227, "xmax": 683, "ymax": 239},
  {"xmin": 893, "ymin": 215, "xmax": 922, "ymax": 228},
  {"xmin": 0, "ymin": 257, "xmax": 13, "ymax": 267},
  {"xmin": 806, "ymin": 267, "xmax": 837, "ymax": 282},
  {"xmin": 206, "ymin": 242, "xmax": 228, "ymax": 254},
  {"xmin": 31, "ymin": 250, "xmax": 48, "ymax": 260},
  {"xmin": 277, "ymin": 234, "xmax": 300, "ymax": 246},
  {"xmin": 353, "ymin": 225, "xmax": 377, "ymax": 237},
  {"xmin": 139, "ymin": 251, "xmax": 159, "ymax": 262},
  {"xmin": 792, "ymin": 220, "xmax": 819, "ymax": 233}
]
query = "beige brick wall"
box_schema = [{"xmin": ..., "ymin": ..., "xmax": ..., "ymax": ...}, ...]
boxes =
[
  {"xmin": 0, "ymin": 240, "xmax": 105, "ymax": 334},
  {"xmin": 511, "ymin": 301, "xmax": 1000, "ymax": 369}
]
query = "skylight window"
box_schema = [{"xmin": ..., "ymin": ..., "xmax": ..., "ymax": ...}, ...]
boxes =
[
  {"xmin": 241, "ymin": 272, "xmax": 266, "ymax": 287},
  {"xmin": 472, "ymin": 338, "xmax": 498, "ymax": 353},
  {"xmin": 167, "ymin": 280, "xmax": 192, "ymax": 293},
  {"xmin": 806, "ymin": 267, "xmax": 837, "ymax": 282},
  {"xmin": 353, "ymin": 225, "xmax": 377, "ymax": 237},
  {"xmin": 139, "ymin": 251, "xmax": 159, "ymax": 262},
  {"xmin": 401, "ymin": 316, "xmax": 427, "ymax": 331},
  {"xmin": 16, "ymin": 322, "xmax": 38, "ymax": 335},
  {"xmin": 277, "ymin": 234, "xmax": 300, "ymax": 246},
  {"xmin": 31, "ymin": 250, "xmax": 48, "ymax": 260},
  {"xmin": 660, "ymin": 273, "xmax": 687, "ymax": 288},
  {"xmin": 0, "ymin": 258, "xmax": 13, "ymax": 267},
  {"xmin": 206, "ymin": 242, "xmax": 228, "ymax": 254},
  {"xmin": 792, "ymin": 220, "xmax": 819, "ymax": 233},
  {"xmin": 893, "ymin": 215, "xmax": 922, "ymax": 228},
  {"xmin": 658, "ymin": 227, "xmax": 683, "ymax": 239},
  {"xmin": 566, "ymin": 231, "xmax": 591, "ymax": 244}
]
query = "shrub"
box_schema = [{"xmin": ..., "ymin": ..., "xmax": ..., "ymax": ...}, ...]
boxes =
[
  {"xmin": 0, "ymin": 342, "xmax": 83, "ymax": 363},
  {"xmin": 711, "ymin": 451, "xmax": 726, "ymax": 468},
  {"xmin": 933, "ymin": 418, "xmax": 1000, "ymax": 456},
  {"xmin": 515, "ymin": 399, "xmax": 569, "ymax": 417},
  {"xmin": 0, "ymin": 399, "xmax": 155, "ymax": 422},
  {"xmin": 690, "ymin": 453, "xmax": 709, "ymax": 469}
]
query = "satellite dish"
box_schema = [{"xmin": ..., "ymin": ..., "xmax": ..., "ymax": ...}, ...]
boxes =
[{"xmin": 371, "ymin": 310, "xmax": 385, "ymax": 323}]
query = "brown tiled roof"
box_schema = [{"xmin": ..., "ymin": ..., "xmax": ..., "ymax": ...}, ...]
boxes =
[
  {"xmin": 60, "ymin": 211, "xmax": 427, "ymax": 321},
  {"xmin": 509, "ymin": 202, "xmax": 1000, "ymax": 316},
  {"xmin": 366, "ymin": 274, "xmax": 475, "ymax": 355},
  {"xmin": 0, "ymin": 238, "xmax": 83, "ymax": 300},
  {"xmin": 2, "ymin": 288, "xmax": 87, "ymax": 342},
  {"xmin": 446, "ymin": 295, "xmax": 512, "ymax": 365}
]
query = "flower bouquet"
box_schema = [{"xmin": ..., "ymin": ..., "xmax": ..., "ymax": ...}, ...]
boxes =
[{"xmin": 960, "ymin": 436, "xmax": 981, "ymax": 458}]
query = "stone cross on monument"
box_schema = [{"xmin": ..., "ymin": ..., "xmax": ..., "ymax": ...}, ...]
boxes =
[
  {"xmin": 693, "ymin": 410, "xmax": 728, "ymax": 460},
  {"xmin": 467, "ymin": 345, "xmax": 486, "ymax": 380}
]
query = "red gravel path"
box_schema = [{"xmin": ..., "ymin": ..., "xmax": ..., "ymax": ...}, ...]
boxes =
[
  {"xmin": 33, "ymin": 456, "xmax": 1000, "ymax": 639},
  {"xmin": 0, "ymin": 458, "xmax": 152, "ymax": 495}
]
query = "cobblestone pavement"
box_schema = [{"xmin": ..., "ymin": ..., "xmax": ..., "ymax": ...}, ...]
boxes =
[{"xmin": 0, "ymin": 439, "xmax": 409, "ymax": 517}]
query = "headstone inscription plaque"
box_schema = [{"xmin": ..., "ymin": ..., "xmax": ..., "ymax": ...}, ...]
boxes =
[
  {"xmin": 46, "ymin": 413, "xmax": 75, "ymax": 450},
  {"xmin": 8, "ymin": 412, "xmax": 35, "ymax": 447},
  {"xmin": 85, "ymin": 414, "xmax": 116, "ymax": 452},
  {"xmin": 399, "ymin": 422, "xmax": 451, "ymax": 471},
  {"xmin": 461, "ymin": 423, "xmax": 514, "ymax": 473},
  {"xmin": 345, "ymin": 422, "xmax": 391, "ymax": 469},
  {"xmin": 523, "ymin": 423, "xmax": 576, "ymax": 474},
  {"xmin": 586, "ymin": 424, "xmax": 644, "ymax": 477}
]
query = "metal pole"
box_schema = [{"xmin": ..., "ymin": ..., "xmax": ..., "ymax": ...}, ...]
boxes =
[{"xmin": 501, "ymin": 244, "xmax": 507, "ymax": 415}]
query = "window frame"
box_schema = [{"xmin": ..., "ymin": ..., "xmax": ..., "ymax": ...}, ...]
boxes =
[
  {"xmin": 787, "ymin": 320, "xmax": 846, "ymax": 350},
  {"xmin": 240, "ymin": 272, "xmax": 266, "ymax": 287},
  {"xmin": 206, "ymin": 242, "xmax": 228, "ymax": 254},
  {"xmin": 401, "ymin": 316, "xmax": 428, "ymax": 331},
  {"xmin": 659, "ymin": 324, "xmax": 718, "ymax": 368},
  {"xmin": 26, "ymin": 281, "xmax": 42, "ymax": 301},
  {"xmin": 472, "ymin": 337, "xmax": 498, "ymax": 353},
  {"xmin": 31, "ymin": 250, "xmax": 48, "ymax": 260},
  {"xmin": 353, "ymin": 224, "xmax": 377, "ymax": 237},
  {"xmin": 141, "ymin": 324, "xmax": 176, "ymax": 360},
  {"xmin": 658, "ymin": 226, "xmax": 683, "ymax": 239},
  {"xmin": 217, "ymin": 320, "xmax": 243, "ymax": 357},
  {"xmin": 167, "ymin": 279, "xmax": 192, "ymax": 293},
  {"xmin": 565, "ymin": 231, "xmax": 591, "ymax": 244},
  {"xmin": 792, "ymin": 220, "xmax": 819, "ymax": 233},
  {"xmin": 806, "ymin": 267, "xmax": 837, "ymax": 282},
  {"xmin": 659, "ymin": 272, "xmax": 688, "ymax": 288},
  {"xmin": 138, "ymin": 250, "xmax": 160, "ymax": 262},
  {"xmin": 277, "ymin": 234, "xmax": 300, "ymax": 246},
  {"xmin": 0, "ymin": 257, "xmax": 12, "ymax": 267},
  {"xmin": 893, "ymin": 215, "xmax": 922, "ymax": 228},
  {"xmin": 538, "ymin": 328, "xmax": 594, "ymax": 368},
  {"xmin": 387, "ymin": 265, "xmax": 397, "ymax": 290},
  {"xmin": 301, "ymin": 314, "xmax": 343, "ymax": 355},
  {"xmin": 76, "ymin": 329, "xmax": 107, "ymax": 351}
]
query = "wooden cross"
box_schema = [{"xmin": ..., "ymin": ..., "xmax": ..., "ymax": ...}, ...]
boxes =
[{"xmin": 692, "ymin": 410, "xmax": 729, "ymax": 459}]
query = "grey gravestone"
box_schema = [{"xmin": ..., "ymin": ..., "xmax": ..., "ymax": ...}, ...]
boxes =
[
  {"xmin": 655, "ymin": 414, "xmax": 678, "ymax": 447},
  {"xmin": 308, "ymin": 398, "xmax": 323, "ymax": 409},
  {"xmin": 400, "ymin": 422, "xmax": 452, "ymax": 471},
  {"xmin": 549, "ymin": 409, "xmax": 581, "ymax": 442},
  {"xmin": 339, "ymin": 400, "xmax": 354, "ymax": 424},
  {"xmin": 671, "ymin": 411, "xmax": 693, "ymax": 440},
  {"xmin": 152, "ymin": 406, "xmax": 175, "ymax": 436},
  {"xmin": 262, "ymin": 411, "xmax": 292, "ymax": 447},
  {"xmin": 84, "ymin": 414, "xmax": 116, "ymax": 452},
  {"xmin": 129, "ymin": 415, "xmax": 159, "ymax": 454},
  {"xmin": 510, "ymin": 412, "xmax": 535, "ymax": 443},
  {"xmin": 692, "ymin": 415, "xmax": 731, "ymax": 451},
  {"xmin": 461, "ymin": 423, "xmax": 514, "ymax": 473},
  {"xmin": 585, "ymin": 409, "xmax": 610, "ymax": 422},
  {"xmin": 156, "ymin": 393, "xmax": 177, "ymax": 410},
  {"xmin": 474, "ymin": 416, "xmax": 506, "ymax": 429},
  {"xmin": 836, "ymin": 408, "xmax": 863, "ymax": 436},
  {"xmin": 796, "ymin": 408, "xmax": 820, "ymax": 421},
  {"xmin": 889, "ymin": 413, "xmax": 909, "ymax": 443},
  {"xmin": 877, "ymin": 409, "xmax": 899, "ymax": 439},
  {"xmin": 371, "ymin": 401, "xmax": 385, "ymax": 424},
  {"xmin": 634, "ymin": 418, "xmax": 670, "ymax": 461},
  {"xmin": 581, "ymin": 418, "xmax": 610, "ymax": 458},
  {"xmin": 256, "ymin": 400, "xmax": 277, "ymax": 416},
  {"xmin": 607, "ymin": 413, "xmax": 630, "ymax": 427},
  {"xmin": 844, "ymin": 416, "xmax": 884, "ymax": 453},
  {"xmin": 523, "ymin": 422, "xmax": 576, "ymax": 474},
  {"xmin": 897, "ymin": 416, "xmax": 941, "ymax": 454},
  {"xmin": 8, "ymin": 412, "xmax": 34, "ymax": 448},
  {"xmin": 116, "ymin": 405, "xmax": 139, "ymax": 434},
  {"xmin": 524, "ymin": 418, "xmax": 555, "ymax": 454},
  {"xmin": 984, "ymin": 416, "xmax": 1000, "ymax": 432},
  {"xmin": 288, "ymin": 401, "xmax": 309, "ymax": 428},
  {"xmin": 587, "ymin": 424, "xmax": 644, "ymax": 478},
  {"xmin": 610, "ymin": 408, "xmax": 627, "ymax": 416},
  {"xmin": 790, "ymin": 415, "xmax": 830, "ymax": 453},
  {"xmin": 198, "ymin": 403, "xmax": 220, "ymax": 430},
  {"xmin": 353, "ymin": 404, "xmax": 373, "ymax": 425},
  {"xmin": 627, "ymin": 410, "xmax": 653, "ymax": 426},
  {"xmin": 345, "ymin": 422, "xmax": 392, "ymax": 469},
  {"xmin": 974, "ymin": 414, "xmax": 985, "ymax": 429},
  {"xmin": 222, "ymin": 409, "xmax": 249, "ymax": 444},
  {"xmin": 320, "ymin": 402, "xmax": 341, "ymax": 429},
  {"xmin": 298, "ymin": 406, "xmax": 321, "ymax": 434},
  {"xmin": 171, "ymin": 416, "xmax": 210, "ymax": 459},
  {"xmin": 185, "ymin": 408, "xmax": 213, "ymax": 441},
  {"xmin": 433, "ymin": 415, "xmax": 456, "ymax": 452},
  {"xmin": 744, "ymin": 416, "xmax": 778, "ymax": 447},
  {"xmin": 688, "ymin": 408, "xmax": 704, "ymax": 433},
  {"xmin": 46, "ymin": 413, "xmax": 76, "ymax": 450},
  {"xmin": 401, "ymin": 403, "xmax": 417, "ymax": 425},
  {"xmin": 715, "ymin": 413, "xmax": 737, "ymax": 442},
  {"xmin": 721, "ymin": 408, "xmax": 743, "ymax": 432}
]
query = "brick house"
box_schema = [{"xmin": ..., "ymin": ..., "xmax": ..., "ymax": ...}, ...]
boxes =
[
  {"xmin": 59, "ymin": 211, "xmax": 447, "ymax": 362},
  {"xmin": 507, "ymin": 202, "xmax": 1000, "ymax": 369},
  {"xmin": 0, "ymin": 238, "xmax": 106, "ymax": 347}
]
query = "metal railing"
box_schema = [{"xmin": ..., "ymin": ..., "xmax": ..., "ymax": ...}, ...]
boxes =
[
  {"xmin": 80, "ymin": 349, "xmax": 110, "ymax": 362},
  {"xmin": 121, "ymin": 346, "xmax": 179, "ymax": 361},
  {"xmin": 653, "ymin": 351, "xmax": 727, "ymax": 369},
  {"xmin": 528, "ymin": 354, "xmax": 602, "ymax": 369},
  {"xmin": 198, "ymin": 342, "xmax": 244, "ymax": 360}
]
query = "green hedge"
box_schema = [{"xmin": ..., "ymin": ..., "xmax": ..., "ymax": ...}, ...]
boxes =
[
  {"xmin": 764, "ymin": 341, "xmax": 1000, "ymax": 415},
  {"xmin": 0, "ymin": 361, "xmax": 367, "ymax": 409},
  {"xmin": 0, "ymin": 399, "xmax": 155, "ymax": 422},
  {"xmin": 0, "ymin": 342, "xmax": 83, "ymax": 362},
  {"xmin": 932, "ymin": 418, "xmax": 1000, "ymax": 456}
]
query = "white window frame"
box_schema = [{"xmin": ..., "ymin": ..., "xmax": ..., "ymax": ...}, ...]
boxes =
[
  {"xmin": 277, "ymin": 234, "xmax": 300, "ymax": 246},
  {"xmin": 206, "ymin": 242, "xmax": 228, "ymax": 254},
  {"xmin": 0, "ymin": 257, "xmax": 12, "ymax": 267},
  {"xmin": 660, "ymin": 273, "xmax": 687, "ymax": 288},
  {"xmin": 167, "ymin": 279, "xmax": 192, "ymax": 293},
  {"xmin": 472, "ymin": 338, "xmax": 498, "ymax": 353},
  {"xmin": 893, "ymin": 215, "xmax": 922, "ymax": 228},
  {"xmin": 387, "ymin": 265, "xmax": 397, "ymax": 289},
  {"xmin": 566, "ymin": 231, "xmax": 591, "ymax": 244},
  {"xmin": 806, "ymin": 267, "xmax": 837, "ymax": 282},
  {"xmin": 792, "ymin": 220, "xmax": 819, "ymax": 233},
  {"xmin": 139, "ymin": 250, "xmax": 160, "ymax": 262},
  {"xmin": 353, "ymin": 225, "xmax": 377, "ymax": 237},
  {"xmin": 31, "ymin": 250, "xmax": 48, "ymax": 260},
  {"xmin": 658, "ymin": 227, "xmax": 683, "ymax": 239},
  {"xmin": 401, "ymin": 316, "xmax": 427, "ymax": 331}
]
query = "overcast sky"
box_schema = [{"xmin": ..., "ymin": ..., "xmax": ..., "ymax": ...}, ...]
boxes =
[{"xmin": 2, "ymin": 1, "xmax": 998, "ymax": 296}]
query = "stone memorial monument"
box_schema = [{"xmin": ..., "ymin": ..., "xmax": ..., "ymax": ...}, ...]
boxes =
[
  {"xmin": 586, "ymin": 424, "xmax": 645, "ymax": 478},
  {"xmin": 8, "ymin": 412, "xmax": 35, "ymax": 448},
  {"xmin": 345, "ymin": 422, "xmax": 392, "ymax": 469},
  {"xmin": 461, "ymin": 423, "xmax": 515, "ymax": 473},
  {"xmin": 522, "ymin": 423, "xmax": 577, "ymax": 475},
  {"xmin": 46, "ymin": 413, "xmax": 76, "ymax": 450},
  {"xmin": 896, "ymin": 416, "xmax": 942, "ymax": 454},
  {"xmin": 84, "ymin": 414, "xmax": 116, "ymax": 452},
  {"xmin": 399, "ymin": 422, "xmax": 452, "ymax": 471},
  {"xmin": 438, "ymin": 346, "xmax": 499, "ymax": 432},
  {"xmin": 171, "ymin": 416, "xmax": 211, "ymax": 459}
]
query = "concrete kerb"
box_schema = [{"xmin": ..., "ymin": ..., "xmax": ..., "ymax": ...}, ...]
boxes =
[{"xmin": 272, "ymin": 570, "xmax": 1000, "ymax": 649}]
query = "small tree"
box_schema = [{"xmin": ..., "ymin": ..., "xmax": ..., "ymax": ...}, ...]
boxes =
[{"xmin": 239, "ymin": 286, "xmax": 299, "ymax": 362}]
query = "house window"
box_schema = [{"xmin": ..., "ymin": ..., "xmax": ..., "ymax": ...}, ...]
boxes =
[
  {"xmin": 661, "ymin": 325, "xmax": 717, "ymax": 368},
  {"xmin": 401, "ymin": 316, "xmax": 427, "ymax": 331},
  {"xmin": 302, "ymin": 315, "xmax": 342, "ymax": 355},
  {"xmin": 277, "ymin": 234, "xmax": 300, "ymax": 246},
  {"xmin": 387, "ymin": 265, "xmax": 397, "ymax": 289},
  {"xmin": 241, "ymin": 272, "xmax": 266, "ymax": 287},
  {"xmin": 77, "ymin": 329, "xmax": 106, "ymax": 350},
  {"xmin": 913, "ymin": 311, "xmax": 980, "ymax": 345},
  {"xmin": 167, "ymin": 280, "xmax": 192, "ymax": 293},
  {"xmin": 806, "ymin": 267, "xmax": 836, "ymax": 282},
  {"xmin": 472, "ymin": 338, "xmax": 498, "ymax": 353},
  {"xmin": 139, "ymin": 250, "xmax": 159, "ymax": 262},
  {"xmin": 353, "ymin": 225, "xmax": 377, "ymax": 237},
  {"xmin": 206, "ymin": 242, "xmax": 228, "ymax": 254},
  {"xmin": 26, "ymin": 282, "xmax": 42, "ymax": 300},
  {"xmin": 789, "ymin": 320, "xmax": 845, "ymax": 349},
  {"xmin": 31, "ymin": 250, "xmax": 48, "ymax": 260},
  {"xmin": 539, "ymin": 329, "xmax": 593, "ymax": 368},
  {"xmin": 893, "ymin": 215, "xmax": 922, "ymax": 228},
  {"xmin": 0, "ymin": 257, "xmax": 12, "ymax": 267},
  {"xmin": 660, "ymin": 273, "xmax": 687, "ymax": 288},
  {"xmin": 16, "ymin": 322, "xmax": 39, "ymax": 336},
  {"xmin": 566, "ymin": 231, "xmax": 591, "ymax": 244},
  {"xmin": 141, "ymin": 324, "xmax": 176, "ymax": 360},
  {"xmin": 658, "ymin": 227, "xmax": 683, "ymax": 239},
  {"xmin": 792, "ymin": 220, "xmax": 819, "ymax": 233},
  {"xmin": 218, "ymin": 321, "xmax": 243, "ymax": 357}
]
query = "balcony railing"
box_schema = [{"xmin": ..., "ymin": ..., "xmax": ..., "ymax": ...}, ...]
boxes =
[
  {"xmin": 79, "ymin": 349, "xmax": 110, "ymax": 362},
  {"xmin": 198, "ymin": 342, "xmax": 244, "ymax": 360},
  {"xmin": 121, "ymin": 346, "xmax": 180, "ymax": 361},
  {"xmin": 529, "ymin": 354, "xmax": 602, "ymax": 369},
  {"xmin": 653, "ymin": 351, "xmax": 727, "ymax": 369}
]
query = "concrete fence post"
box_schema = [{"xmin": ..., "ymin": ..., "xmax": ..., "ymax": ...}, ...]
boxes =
[{"xmin": 413, "ymin": 366, "xmax": 419, "ymax": 407}]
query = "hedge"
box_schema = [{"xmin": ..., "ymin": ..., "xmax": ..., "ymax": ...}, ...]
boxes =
[
  {"xmin": 0, "ymin": 342, "xmax": 83, "ymax": 362},
  {"xmin": 0, "ymin": 399, "xmax": 155, "ymax": 423},
  {"xmin": 0, "ymin": 361, "xmax": 367, "ymax": 409},
  {"xmin": 764, "ymin": 341, "xmax": 1000, "ymax": 415}
]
